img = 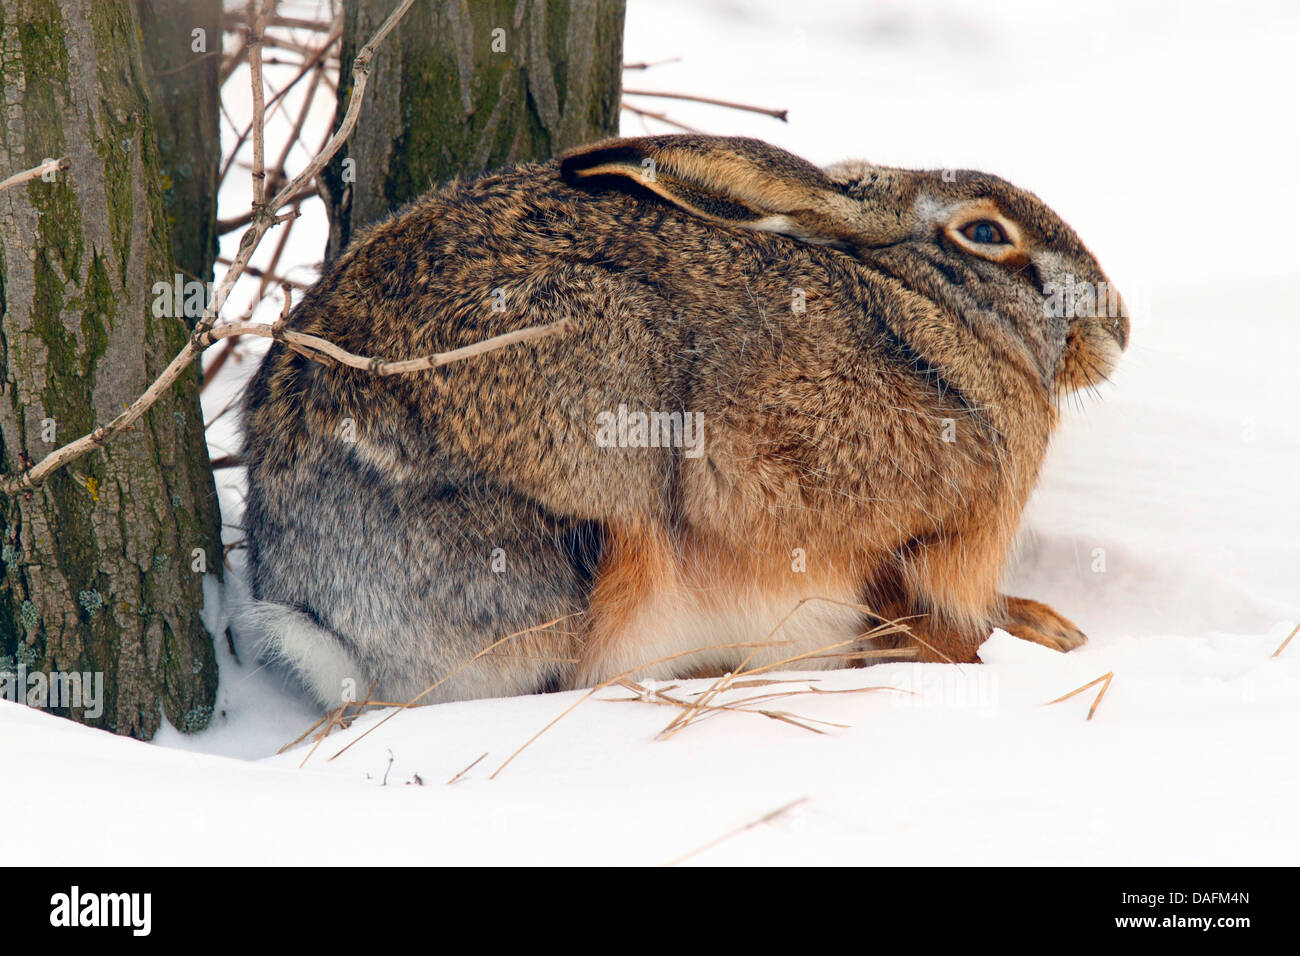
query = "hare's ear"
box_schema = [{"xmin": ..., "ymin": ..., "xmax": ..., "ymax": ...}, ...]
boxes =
[{"xmin": 560, "ymin": 135, "xmax": 885, "ymax": 247}]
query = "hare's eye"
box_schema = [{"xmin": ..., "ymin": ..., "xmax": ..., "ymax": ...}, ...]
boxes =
[{"xmin": 962, "ymin": 220, "xmax": 1008, "ymax": 244}]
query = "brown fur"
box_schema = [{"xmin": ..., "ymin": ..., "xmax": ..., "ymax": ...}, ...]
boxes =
[{"xmin": 240, "ymin": 135, "xmax": 1128, "ymax": 706}]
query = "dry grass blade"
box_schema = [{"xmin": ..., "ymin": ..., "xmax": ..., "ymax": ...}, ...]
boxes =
[
  {"xmin": 297, "ymin": 678, "xmax": 377, "ymax": 767},
  {"xmin": 277, "ymin": 711, "xmax": 329, "ymax": 754},
  {"xmin": 806, "ymin": 684, "xmax": 906, "ymax": 696},
  {"xmin": 691, "ymin": 700, "xmax": 847, "ymax": 731},
  {"xmin": 655, "ymin": 655, "xmax": 814, "ymax": 739},
  {"xmin": 280, "ymin": 682, "xmax": 412, "ymax": 759},
  {"xmin": 665, "ymin": 797, "xmax": 808, "ymax": 866},
  {"xmin": 762, "ymin": 713, "xmax": 829, "ymax": 734},
  {"xmin": 657, "ymin": 600, "xmax": 918, "ymax": 741},
  {"xmin": 328, "ymin": 614, "xmax": 580, "ymax": 762},
  {"xmin": 1272, "ymin": 622, "xmax": 1299, "ymax": 658},
  {"xmin": 447, "ymin": 752, "xmax": 488, "ymax": 785},
  {"xmin": 300, "ymin": 600, "xmax": 917, "ymax": 774},
  {"xmin": 603, "ymin": 666, "xmax": 897, "ymax": 741},
  {"xmin": 1046, "ymin": 671, "xmax": 1114, "ymax": 720},
  {"xmin": 664, "ymin": 685, "xmax": 907, "ymax": 733},
  {"xmin": 487, "ymin": 640, "xmax": 797, "ymax": 780},
  {"xmin": 282, "ymin": 700, "xmax": 410, "ymax": 756},
  {"xmin": 297, "ymin": 703, "xmax": 347, "ymax": 768},
  {"xmin": 800, "ymin": 646, "xmax": 920, "ymax": 662},
  {"xmin": 722, "ymin": 678, "xmax": 812, "ymax": 690},
  {"xmin": 604, "ymin": 683, "xmax": 849, "ymax": 732},
  {"xmin": 655, "ymin": 597, "xmax": 821, "ymax": 739}
]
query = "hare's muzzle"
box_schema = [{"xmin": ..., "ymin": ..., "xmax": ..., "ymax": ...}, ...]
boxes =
[
  {"xmin": 1082, "ymin": 281, "xmax": 1129, "ymax": 351},
  {"xmin": 1055, "ymin": 277, "xmax": 1129, "ymax": 395},
  {"xmin": 1106, "ymin": 297, "xmax": 1130, "ymax": 351}
]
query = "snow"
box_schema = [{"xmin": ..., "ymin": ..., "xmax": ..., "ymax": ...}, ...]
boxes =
[{"xmin": 3, "ymin": 0, "xmax": 1298, "ymax": 865}]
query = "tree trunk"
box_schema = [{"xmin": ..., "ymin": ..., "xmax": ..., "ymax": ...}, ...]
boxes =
[
  {"xmin": 133, "ymin": 0, "xmax": 222, "ymax": 291},
  {"xmin": 0, "ymin": 0, "xmax": 222, "ymax": 739},
  {"xmin": 324, "ymin": 0, "xmax": 626, "ymax": 262}
]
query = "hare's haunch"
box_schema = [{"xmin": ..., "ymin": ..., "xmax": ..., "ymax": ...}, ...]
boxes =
[{"xmin": 240, "ymin": 135, "xmax": 1128, "ymax": 709}]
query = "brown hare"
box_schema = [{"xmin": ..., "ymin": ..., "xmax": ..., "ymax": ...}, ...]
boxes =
[{"xmin": 239, "ymin": 135, "xmax": 1128, "ymax": 709}]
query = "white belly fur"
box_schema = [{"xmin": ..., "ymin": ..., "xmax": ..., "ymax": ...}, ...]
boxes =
[{"xmin": 577, "ymin": 573, "xmax": 868, "ymax": 685}]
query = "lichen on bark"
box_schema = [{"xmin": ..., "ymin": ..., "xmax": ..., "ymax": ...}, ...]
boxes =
[
  {"xmin": 0, "ymin": 0, "xmax": 221, "ymax": 738},
  {"xmin": 324, "ymin": 0, "xmax": 626, "ymax": 262}
]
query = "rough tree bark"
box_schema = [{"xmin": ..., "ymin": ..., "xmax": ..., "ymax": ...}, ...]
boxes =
[
  {"xmin": 0, "ymin": 0, "xmax": 222, "ymax": 738},
  {"xmin": 133, "ymin": 0, "xmax": 222, "ymax": 292},
  {"xmin": 324, "ymin": 0, "xmax": 626, "ymax": 262}
]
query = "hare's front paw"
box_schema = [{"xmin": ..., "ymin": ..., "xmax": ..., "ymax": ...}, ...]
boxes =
[{"xmin": 996, "ymin": 596, "xmax": 1087, "ymax": 653}]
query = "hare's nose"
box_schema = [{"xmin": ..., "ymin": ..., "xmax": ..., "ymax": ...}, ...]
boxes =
[
  {"xmin": 1108, "ymin": 293, "xmax": 1130, "ymax": 350},
  {"xmin": 1112, "ymin": 312, "xmax": 1130, "ymax": 350},
  {"xmin": 1091, "ymin": 282, "xmax": 1129, "ymax": 350}
]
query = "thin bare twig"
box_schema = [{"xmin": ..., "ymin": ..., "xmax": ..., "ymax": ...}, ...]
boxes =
[
  {"xmin": 255, "ymin": 199, "xmax": 304, "ymax": 304},
  {"xmin": 622, "ymin": 57, "xmax": 682, "ymax": 71},
  {"xmin": 622, "ymin": 88, "xmax": 788, "ymax": 121},
  {"xmin": 621, "ymin": 103, "xmax": 700, "ymax": 134},
  {"xmin": 0, "ymin": 157, "xmax": 68, "ymax": 192},
  {"xmin": 264, "ymin": 49, "xmax": 328, "ymax": 201},
  {"xmin": 0, "ymin": 0, "xmax": 415, "ymax": 496},
  {"xmin": 219, "ymin": 20, "xmax": 342, "ymax": 190},
  {"xmin": 200, "ymin": 340, "xmax": 245, "ymax": 397},
  {"xmin": 214, "ymin": 256, "xmax": 310, "ymax": 289},
  {"xmin": 198, "ymin": 315, "xmax": 572, "ymax": 376},
  {"xmin": 260, "ymin": 30, "xmax": 342, "ymax": 60},
  {"xmin": 248, "ymin": 1, "xmax": 270, "ymax": 209},
  {"xmin": 266, "ymin": 22, "xmax": 341, "ymax": 113},
  {"xmin": 219, "ymin": 182, "xmax": 319, "ymax": 234},
  {"xmin": 225, "ymin": 11, "xmax": 338, "ymax": 33},
  {"xmin": 202, "ymin": 314, "xmax": 569, "ymax": 444},
  {"xmin": 219, "ymin": 34, "xmax": 249, "ymax": 86}
]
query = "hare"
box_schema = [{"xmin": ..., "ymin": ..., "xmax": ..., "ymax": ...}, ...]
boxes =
[{"xmin": 239, "ymin": 135, "xmax": 1128, "ymax": 709}]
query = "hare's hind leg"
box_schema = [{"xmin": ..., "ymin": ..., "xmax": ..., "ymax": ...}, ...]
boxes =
[{"xmin": 244, "ymin": 440, "xmax": 598, "ymax": 708}]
